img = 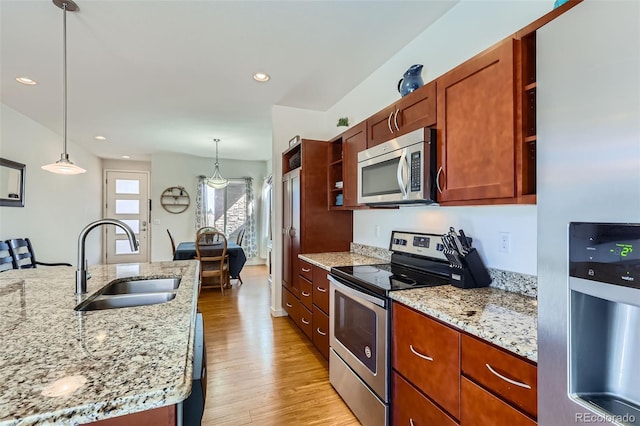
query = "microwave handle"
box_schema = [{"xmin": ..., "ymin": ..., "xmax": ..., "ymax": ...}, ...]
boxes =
[{"xmin": 396, "ymin": 149, "xmax": 409, "ymax": 199}]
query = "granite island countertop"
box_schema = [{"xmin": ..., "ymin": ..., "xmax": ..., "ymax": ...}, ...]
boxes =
[
  {"xmin": 298, "ymin": 251, "xmax": 537, "ymax": 362},
  {"xmin": 0, "ymin": 260, "xmax": 199, "ymax": 426}
]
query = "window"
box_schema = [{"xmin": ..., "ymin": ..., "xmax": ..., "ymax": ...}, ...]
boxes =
[{"xmin": 205, "ymin": 180, "xmax": 246, "ymax": 243}]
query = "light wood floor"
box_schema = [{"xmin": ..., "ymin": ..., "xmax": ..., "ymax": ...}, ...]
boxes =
[{"xmin": 198, "ymin": 265, "xmax": 360, "ymax": 426}]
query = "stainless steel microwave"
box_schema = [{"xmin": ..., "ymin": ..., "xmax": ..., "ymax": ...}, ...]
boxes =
[{"xmin": 357, "ymin": 128, "xmax": 436, "ymax": 206}]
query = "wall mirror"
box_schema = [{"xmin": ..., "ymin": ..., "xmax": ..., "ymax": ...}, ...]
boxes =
[{"xmin": 0, "ymin": 158, "xmax": 26, "ymax": 207}]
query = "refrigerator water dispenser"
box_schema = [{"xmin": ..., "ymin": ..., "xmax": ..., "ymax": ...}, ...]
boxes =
[{"xmin": 569, "ymin": 222, "xmax": 640, "ymax": 425}]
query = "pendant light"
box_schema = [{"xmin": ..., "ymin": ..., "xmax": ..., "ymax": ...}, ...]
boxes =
[
  {"xmin": 42, "ymin": 0, "xmax": 86, "ymax": 175},
  {"xmin": 207, "ymin": 139, "xmax": 228, "ymax": 189}
]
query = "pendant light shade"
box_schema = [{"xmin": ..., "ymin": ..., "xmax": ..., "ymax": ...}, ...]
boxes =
[
  {"xmin": 42, "ymin": 0, "xmax": 86, "ymax": 175},
  {"xmin": 207, "ymin": 139, "xmax": 228, "ymax": 189}
]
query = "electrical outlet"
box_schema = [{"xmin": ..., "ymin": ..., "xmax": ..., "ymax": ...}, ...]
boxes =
[{"xmin": 499, "ymin": 232, "xmax": 511, "ymax": 253}]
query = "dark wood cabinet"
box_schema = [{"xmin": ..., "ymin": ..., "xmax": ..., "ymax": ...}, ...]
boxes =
[
  {"xmin": 281, "ymin": 139, "xmax": 351, "ymax": 360},
  {"xmin": 84, "ymin": 405, "xmax": 177, "ymax": 426},
  {"xmin": 392, "ymin": 301, "xmax": 538, "ymax": 425},
  {"xmin": 436, "ymin": 37, "xmax": 517, "ymax": 204},
  {"xmin": 367, "ymin": 80, "xmax": 437, "ymax": 148}
]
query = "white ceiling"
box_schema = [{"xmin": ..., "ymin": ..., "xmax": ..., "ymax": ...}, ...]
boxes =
[{"xmin": 0, "ymin": 0, "xmax": 456, "ymax": 162}]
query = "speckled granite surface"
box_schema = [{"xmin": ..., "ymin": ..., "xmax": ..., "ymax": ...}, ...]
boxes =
[
  {"xmin": 0, "ymin": 260, "xmax": 199, "ymax": 426},
  {"xmin": 349, "ymin": 243, "xmax": 391, "ymax": 262},
  {"xmin": 299, "ymin": 252, "xmax": 385, "ymax": 271},
  {"xmin": 390, "ymin": 287, "xmax": 537, "ymax": 362},
  {"xmin": 489, "ymin": 269, "xmax": 537, "ymax": 298}
]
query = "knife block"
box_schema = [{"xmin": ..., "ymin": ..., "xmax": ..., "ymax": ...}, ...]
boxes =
[{"xmin": 449, "ymin": 248, "xmax": 492, "ymax": 289}]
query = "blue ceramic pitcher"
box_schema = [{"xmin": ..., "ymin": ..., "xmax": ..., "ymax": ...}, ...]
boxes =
[{"xmin": 397, "ymin": 64, "xmax": 424, "ymax": 97}]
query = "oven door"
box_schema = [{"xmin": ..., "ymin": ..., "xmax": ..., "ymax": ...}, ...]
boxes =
[{"xmin": 329, "ymin": 275, "xmax": 388, "ymax": 401}]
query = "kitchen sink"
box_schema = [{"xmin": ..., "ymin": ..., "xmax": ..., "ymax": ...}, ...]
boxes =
[
  {"xmin": 75, "ymin": 292, "xmax": 176, "ymax": 311},
  {"xmin": 100, "ymin": 277, "xmax": 181, "ymax": 295}
]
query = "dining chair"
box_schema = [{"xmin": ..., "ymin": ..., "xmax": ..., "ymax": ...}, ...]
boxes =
[
  {"xmin": 166, "ymin": 229, "xmax": 176, "ymax": 256},
  {"xmin": 0, "ymin": 241, "xmax": 14, "ymax": 272},
  {"xmin": 6, "ymin": 238, "xmax": 72, "ymax": 269},
  {"xmin": 195, "ymin": 231, "xmax": 229, "ymax": 295},
  {"xmin": 234, "ymin": 227, "xmax": 246, "ymax": 285}
]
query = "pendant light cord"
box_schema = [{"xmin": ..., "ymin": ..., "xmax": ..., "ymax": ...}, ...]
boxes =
[{"xmin": 62, "ymin": 2, "xmax": 68, "ymax": 158}]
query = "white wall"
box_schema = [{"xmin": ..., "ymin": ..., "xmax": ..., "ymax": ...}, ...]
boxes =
[
  {"xmin": 150, "ymin": 151, "xmax": 268, "ymax": 262},
  {"xmin": 0, "ymin": 103, "xmax": 103, "ymax": 266},
  {"xmin": 272, "ymin": 1, "xmax": 557, "ymax": 281}
]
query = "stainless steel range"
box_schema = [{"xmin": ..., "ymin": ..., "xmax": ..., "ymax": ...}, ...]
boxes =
[{"xmin": 328, "ymin": 231, "xmax": 451, "ymax": 426}]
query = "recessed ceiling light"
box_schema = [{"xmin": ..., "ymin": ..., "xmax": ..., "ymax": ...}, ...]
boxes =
[
  {"xmin": 94, "ymin": 135, "xmax": 106, "ymax": 141},
  {"xmin": 253, "ymin": 72, "xmax": 270, "ymax": 82},
  {"xmin": 121, "ymin": 155, "xmax": 130, "ymax": 159},
  {"xmin": 16, "ymin": 77, "xmax": 37, "ymax": 85}
]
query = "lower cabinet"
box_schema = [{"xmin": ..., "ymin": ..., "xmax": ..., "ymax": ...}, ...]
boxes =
[
  {"xmin": 282, "ymin": 260, "xmax": 330, "ymax": 361},
  {"xmin": 392, "ymin": 302, "xmax": 537, "ymax": 425}
]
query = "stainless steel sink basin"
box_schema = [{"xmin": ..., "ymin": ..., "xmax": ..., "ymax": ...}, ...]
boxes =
[
  {"xmin": 100, "ymin": 277, "xmax": 180, "ymax": 295},
  {"xmin": 75, "ymin": 292, "xmax": 176, "ymax": 311}
]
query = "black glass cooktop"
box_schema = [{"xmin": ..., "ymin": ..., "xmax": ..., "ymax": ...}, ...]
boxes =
[{"xmin": 331, "ymin": 263, "xmax": 449, "ymax": 297}]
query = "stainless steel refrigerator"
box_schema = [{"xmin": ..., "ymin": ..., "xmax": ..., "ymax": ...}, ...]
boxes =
[{"xmin": 537, "ymin": 1, "xmax": 640, "ymax": 425}]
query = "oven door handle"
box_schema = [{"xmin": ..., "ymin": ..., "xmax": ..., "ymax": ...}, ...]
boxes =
[{"xmin": 328, "ymin": 275, "xmax": 386, "ymax": 308}]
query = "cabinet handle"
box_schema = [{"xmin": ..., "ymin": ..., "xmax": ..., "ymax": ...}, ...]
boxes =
[
  {"xmin": 409, "ymin": 344, "xmax": 433, "ymax": 361},
  {"xmin": 302, "ymin": 318, "xmax": 310, "ymax": 325},
  {"xmin": 387, "ymin": 111, "xmax": 394, "ymax": 134},
  {"xmin": 301, "ymin": 268, "xmax": 311, "ymax": 273},
  {"xmin": 436, "ymin": 166, "xmax": 444, "ymax": 194},
  {"xmin": 316, "ymin": 286, "xmax": 327, "ymax": 293},
  {"xmin": 289, "ymin": 227, "xmax": 296, "ymax": 238},
  {"xmin": 410, "ymin": 419, "xmax": 415, "ymax": 426},
  {"xmin": 485, "ymin": 364, "xmax": 532, "ymax": 389},
  {"xmin": 393, "ymin": 108, "xmax": 400, "ymax": 131},
  {"xmin": 285, "ymin": 303, "xmax": 293, "ymax": 308},
  {"xmin": 316, "ymin": 328, "xmax": 327, "ymax": 336},
  {"xmin": 302, "ymin": 291, "xmax": 311, "ymax": 297}
]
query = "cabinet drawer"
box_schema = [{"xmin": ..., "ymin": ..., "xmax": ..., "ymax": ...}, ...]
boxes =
[
  {"xmin": 299, "ymin": 304, "xmax": 313, "ymax": 340},
  {"xmin": 312, "ymin": 305, "xmax": 329, "ymax": 360},
  {"xmin": 299, "ymin": 277, "xmax": 313, "ymax": 311},
  {"xmin": 282, "ymin": 287, "xmax": 299, "ymax": 325},
  {"xmin": 392, "ymin": 372, "xmax": 457, "ymax": 426},
  {"xmin": 299, "ymin": 260, "xmax": 313, "ymax": 282},
  {"xmin": 392, "ymin": 303, "xmax": 461, "ymax": 419},
  {"xmin": 461, "ymin": 377, "xmax": 536, "ymax": 426},
  {"xmin": 461, "ymin": 334, "xmax": 537, "ymax": 418},
  {"xmin": 312, "ymin": 266, "xmax": 330, "ymax": 314}
]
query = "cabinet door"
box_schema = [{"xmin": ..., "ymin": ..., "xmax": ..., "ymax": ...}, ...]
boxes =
[
  {"xmin": 312, "ymin": 306, "xmax": 329, "ymax": 360},
  {"xmin": 367, "ymin": 105, "xmax": 396, "ymax": 148},
  {"xmin": 392, "ymin": 303, "xmax": 461, "ymax": 419},
  {"xmin": 462, "ymin": 334, "xmax": 537, "ymax": 418},
  {"xmin": 299, "ymin": 277, "xmax": 313, "ymax": 311},
  {"xmin": 281, "ymin": 177, "xmax": 292, "ymax": 291},
  {"xmin": 392, "ymin": 372, "xmax": 458, "ymax": 426},
  {"xmin": 290, "ymin": 170, "xmax": 301, "ymax": 296},
  {"xmin": 437, "ymin": 38, "xmax": 516, "ymax": 203},
  {"xmin": 312, "ymin": 265, "xmax": 330, "ymax": 314},
  {"xmin": 461, "ymin": 377, "xmax": 536, "ymax": 426},
  {"xmin": 299, "ymin": 304, "xmax": 313, "ymax": 339},
  {"xmin": 396, "ymin": 80, "xmax": 437, "ymax": 133},
  {"xmin": 342, "ymin": 123, "xmax": 367, "ymax": 207}
]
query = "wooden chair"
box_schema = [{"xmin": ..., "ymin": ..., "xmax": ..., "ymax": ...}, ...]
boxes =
[
  {"xmin": 196, "ymin": 226, "xmax": 218, "ymax": 237},
  {"xmin": 166, "ymin": 229, "xmax": 176, "ymax": 257},
  {"xmin": 0, "ymin": 241, "xmax": 14, "ymax": 272},
  {"xmin": 6, "ymin": 238, "xmax": 72, "ymax": 269},
  {"xmin": 234, "ymin": 227, "xmax": 246, "ymax": 285},
  {"xmin": 195, "ymin": 231, "xmax": 229, "ymax": 295}
]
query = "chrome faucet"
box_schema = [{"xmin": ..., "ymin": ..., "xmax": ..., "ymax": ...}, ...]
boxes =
[{"xmin": 76, "ymin": 219, "xmax": 139, "ymax": 294}]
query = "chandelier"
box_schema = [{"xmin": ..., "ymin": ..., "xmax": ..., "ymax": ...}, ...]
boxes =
[
  {"xmin": 207, "ymin": 139, "xmax": 228, "ymax": 189},
  {"xmin": 42, "ymin": 0, "xmax": 86, "ymax": 175}
]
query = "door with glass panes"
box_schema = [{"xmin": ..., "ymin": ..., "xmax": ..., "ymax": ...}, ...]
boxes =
[{"xmin": 104, "ymin": 170, "xmax": 149, "ymax": 263}]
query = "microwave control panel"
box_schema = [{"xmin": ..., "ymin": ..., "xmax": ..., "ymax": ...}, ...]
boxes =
[{"xmin": 410, "ymin": 151, "xmax": 421, "ymax": 192}]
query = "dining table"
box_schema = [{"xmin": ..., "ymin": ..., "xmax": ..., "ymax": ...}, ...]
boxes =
[{"xmin": 173, "ymin": 241, "xmax": 247, "ymax": 279}]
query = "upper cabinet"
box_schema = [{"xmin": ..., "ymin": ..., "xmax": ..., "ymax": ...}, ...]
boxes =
[
  {"xmin": 327, "ymin": 122, "xmax": 367, "ymax": 210},
  {"xmin": 436, "ymin": 38, "xmax": 518, "ymax": 204},
  {"xmin": 367, "ymin": 81, "xmax": 437, "ymax": 148}
]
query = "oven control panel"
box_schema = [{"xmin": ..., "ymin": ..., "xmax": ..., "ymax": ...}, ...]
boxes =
[{"xmin": 390, "ymin": 231, "xmax": 447, "ymax": 261}]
